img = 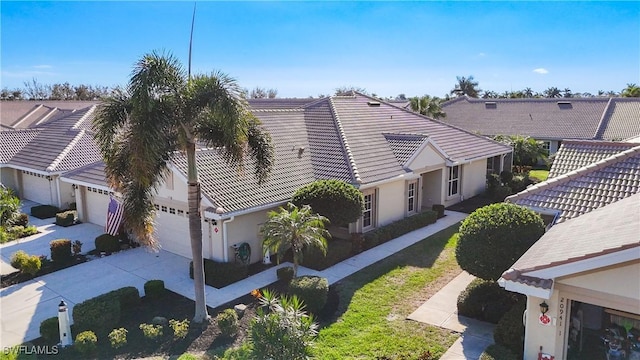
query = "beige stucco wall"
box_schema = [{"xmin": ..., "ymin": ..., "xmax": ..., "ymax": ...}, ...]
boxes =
[
  {"xmin": 57, "ymin": 180, "xmax": 75, "ymax": 209},
  {"xmin": 0, "ymin": 168, "xmax": 18, "ymax": 193},
  {"xmin": 407, "ymin": 143, "xmax": 446, "ymax": 171},
  {"xmin": 558, "ymin": 262, "xmax": 640, "ymax": 301},
  {"xmin": 461, "ymin": 159, "xmax": 487, "ymax": 200},
  {"xmin": 375, "ymin": 180, "xmax": 406, "ymax": 227},
  {"xmin": 523, "ymin": 290, "xmax": 568, "ymax": 360},
  {"xmin": 421, "ymin": 169, "xmax": 443, "ymax": 208},
  {"xmin": 225, "ymin": 208, "xmax": 274, "ymax": 264},
  {"xmin": 155, "ymin": 171, "xmax": 189, "ymax": 202}
]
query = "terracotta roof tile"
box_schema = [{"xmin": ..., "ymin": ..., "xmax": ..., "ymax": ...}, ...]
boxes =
[
  {"xmin": 0, "ymin": 128, "xmax": 41, "ymax": 163},
  {"xmin": 384, "ymin": 133, "xmax": 429, "ymax": 165},
  {"xmin": 549, "ymin": 140, "xmax": 638, "ymax": 178}
]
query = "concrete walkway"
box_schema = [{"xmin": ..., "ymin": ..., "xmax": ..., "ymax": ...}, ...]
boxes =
[
  {"xmin": 408, "ymin": 272, "xmax": 496, "ymax": 360},
  {"xmin": 1, "ymin": 210, "xmax": 467, "ymax": 348}
]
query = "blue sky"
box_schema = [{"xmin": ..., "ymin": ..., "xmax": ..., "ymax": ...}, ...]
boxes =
[{"xmin": 2, "ymin": 1, "xmax": 639, "ymax": 98}]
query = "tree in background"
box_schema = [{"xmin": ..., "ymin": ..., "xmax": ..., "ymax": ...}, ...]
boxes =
[
  {"xmin": 455, "ymin": 203, "xmax": 545, "ymax": 281},
  {"xmin": 249, "ymin": 87, "xmax": 278, "ymax": 99},
  {"xmin": 94, "ymin": 51, "xmax": 274, "ymax": 322},
  {"xmin": 409, "ymin": 95, "xmax": 446, "ymax": 119},
  {"xmin": 543, "ymin": 87, "xmax": 562, "ymax": 98},
  {"xmin": 622, "ymin": 83, "xmax": 640, "ymax": 97},
  {"xmin": 335, "ymin": 86, "xmax": 368, "ymax": 96},
  {"xmin": 292, "ymin": 180, "xmax": 364, "ymax": 227},
  {"xmin": 261, "ymin": 203, "xmax": 329, "ymax": 277},
  {"xmin": 493, "ymin": 135, "xmax": 548, "ymax": 168},
  {"xmin": 451, "ymin": 75, "xmax": 481, "ymax": 98}
]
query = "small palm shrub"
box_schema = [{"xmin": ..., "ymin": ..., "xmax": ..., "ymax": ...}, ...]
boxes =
[
  {"xmin": 108, "ymin": 328, "xmax": 128, "ymax": 349},
  {"xmin": 39, "ymin": 317, "xmax": 59, "ymax": 343},
  {"xmin": 75, "ymin": 331, "xmax": 98, "ymax": 355},
  {"xmin": 216, "ymin": 309, "xmax": 239, "ymax": 338},
  {"xmin": 289, "ymin": 276, "xmax": 329, "ymax": 314},
  {"xmin": 169, "ymin": 319, "xmax": 189, "ymax": 339},
  {"xmin": 139, "ymin": 323, "xmax": 163, "ymax": 340}
]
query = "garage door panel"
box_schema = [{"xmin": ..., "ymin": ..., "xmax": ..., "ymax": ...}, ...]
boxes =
[
  {"xmin": 85, "ymin": 189, "xmax": 110, "ymax": 227},
  {"xmin": 22, "ymin": 174, "xmax": 52, "ymax": 205},
  {"xmin": 155, "ymin": 211, "xmax": 192, "ymax": 259}
]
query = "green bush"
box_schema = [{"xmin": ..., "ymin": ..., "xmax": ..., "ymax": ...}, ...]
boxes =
[
  {"xmin": 277, "ymin": 266, "xmax": 295, "ymax": 283},
  {"xmin": 500, "ymin": 171, "xmax": 513, "ymax": 185},
  {"xmin": 289, "ymin": 276, "xmax": 329, "ymax": 314},
  {"xmin": 491, "ymin": 184, "xmax": 513, "ymax": 202},
  {"xmin": 456, "ymin": 203, "xmax": 545, "ymax": 281},
  {"xmin": 50, "ymin": 239, "xmax": 72, "ymax": 263},
  {"xmin": 72, "ymin": 292, "xmax": 121, "ymax": 335},
  {"xmin": 216, "ymin": 309, "xmax": 239, "ymax": 338},
  {"xmin": 12, "ymin": 213, "xmax": 29, "ymax": 227},
  {"xmin": 10, "ymin": 250, "xmax": 29, "ymax": 269},
  {"xmin": 108, "ymin": 328, "xmax": 128, "ymax": 349},
  {"xmin": 112, "ymin": 286, "xmax": 141, "ymax": 307},
  {"xmin": 169, "ymin": 319, "xmax": 189, "ymax": 339},
  {"xmin": 189, "ymin": 259, "xmax": 248, "ymax": 288},
  {"xmin": 75, "ymin": 331, "xmax": 97, "ymax": 355},
  {"xmin": 55, "ymin": 210, "xmax": 77, "ymax": 227},
  {"xmin": 457, "ymin": 279, "xmax": 521, "ymax": 324},
  {"xmin": 301, "ymin": 239, "xmax": 352, "ymax": 270},
  {"xmin": 95, "ymin": 233, "xmax": 120, "ymax": 253},
  {"xmin": 69, "ymin": 202, "xmax": 77, "ymax": 210},
  {"xmin": 292, "ymin": 179, "xmax": 364, "ymax": 226},
  {"xmin": 139, "ymin": 323, "xmax": 163, "ymax": 340},
  {"xmin": 494, "ymin": 301, "xmax": 526, "ymax": 356},
  {"xmin": 480, "ymin": 344, "xmax": 518, "ymax": 360},
  {"xmin": 363, "ymin": 210, "xmax": 438, "ymax": 249},
  {"xmin": 431, "ymin": 204, "xmax": 445, "ymax": 218},
  {"xmin": 0, "ymin": 343, "xmax": 38, "ymax": 360},
  {"xmin": 11, "ymin": 251, "xmax": 41, "ymax": 276},
  {"xmin": 177, "ymin": 354, "xmax": 199, "ymax": 360},
  {"xmin": 144, "ymin": 279, "xmax": 166, "ymax": 299},
  {"xmin": 39, "ymin": 317, "xmax": 59, "ymax": 343},
  {"xmin": 30, "ymin": 205, "xmax": 60, "ymax": 219}
]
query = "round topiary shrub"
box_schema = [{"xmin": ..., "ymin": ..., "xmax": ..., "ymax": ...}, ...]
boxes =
[
  {"xmin": 39, "ymin": 317, "xmax": 59, "ymax": 343},
  {"xmin": 456, "ymin": 203, "xmax": 545, "ymax": 281},
  {"xmin": 95, "ymin": 233, "xmax": 120, "ymax": 253},
  {"xmin": 292, "ymin": 180, "xmax": 364, "ymax": 226},
  {"xmin": 75, "ymin": 330, "xmax": 98, "ymax": 355},
  {"xmin": 288, "ymin": 276, "xmax": 329, "ymax": 314},
  {"xmin": 480, "ymin": 343, "xmax": 518, "ymax": 360},
  {"xmin": 216, "ymin": 309, "xmax": 239, "ymax": 338},
  {"xmin": 457, "ymin": 279, "xmax": 520, "ymax": 324},
  {"xmin": 144, "ymin": 280, "xmax": 166, "ymax": 300},
  {"xmin": 494, "ymin": 301, "xmax": 526, "ymax": 356}
]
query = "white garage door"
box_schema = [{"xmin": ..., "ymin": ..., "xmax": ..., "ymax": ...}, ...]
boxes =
[
  {"xmin": 22, "ymin": 172, "xmax": 53, "ymax": 205},
  {"xmin": 154, "ymin": 206, "xmax": 192, "ymax": 259},
  {"xmin": 85, "ymin": 187, "xmax": 111, "ymax": 227}
]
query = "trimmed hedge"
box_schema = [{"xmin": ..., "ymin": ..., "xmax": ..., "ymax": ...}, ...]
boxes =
[
  {"xmin": 457, "ymin": 278, "xmax": 522, "ymax": 324},
  {"xmin": 95, "ymin": 233, "xmax": 120, "ymax": 253},
  {"xmin": 144, "ymin": 280, "xmax": 166, "ymax": 299},
  {"xmin": 494, "ymin": 301, "xmax": 526, "ymax": 356},
  {"xmin": 39, "ymin": 317, "xmax": 59, "ymax": 343},
  {"xmin": 72, "ymin": 287, "xmax": 136, "ymax": 335},
  {"xmin": 189, "ymin": 259, "xmax": 248, "ymax": 288},
  {"xmin": 50, "ymin": 239, "xmax": 72, "ymax": 263},
  {"xmin": 431, "ymin": 204, "xmax": 445, "ymax": 218},
  {"xmin": 10, "ymin": 250, "xmax": 41, "ymax": 276},
  {"xmin": 55, "ymin": 210, "xmax": 77, "ymax": 227},
  {"xmin": 480, "ymin": 344, "xmax": 518, "ymax": 360},
  {"xmin": 30, "ymin": 205, "xmax": 60, "ymax": 219},
  {"xmin": 363, "ymin": 210, "xmax": 438, "ymax": 250},
  {"xmin": 277, "ymin": 266, "xmax": 294, "ymax": 283},
  {"xmin": 111, "ymin": 286, "xmax": 141, "ymax": 307},
  {"xmin": 302, "ymin": 239, "xmax": 352, "ymax": 270},
  {"xmin": 289, "ymin": 276, "xmax": 329, "ymax": 314},
  {"xmin": 292, "ymin": 179, "xmax": 364, "ymax": 226}
]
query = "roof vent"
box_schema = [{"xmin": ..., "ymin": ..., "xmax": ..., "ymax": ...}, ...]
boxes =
[
  {"xmin": 557, "ymin": 101, "xmax": 572, "ymax": 109},
  {"xmin": 484, "ymin": 102, "xmax": 497, "ymax": 109},
  {"xmin": 557, "ymin": 101, "xmax": 571, "ymax": 105},
  {"xmin": 367, "ymin": 101, "xmax": 381, "ymax": 106}
]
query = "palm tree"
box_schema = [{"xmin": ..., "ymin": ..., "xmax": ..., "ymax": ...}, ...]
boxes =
[
  {"xmin": 543, "ymin": 87, "xmax": 561, "ymax": 98},
  {"xmin": 409, "ymin": 95, "xmax": 446, "ymax": 119},
  {"xmin": 93, "ymin": 51, "xmax": 274, "ymax": 322},
  {"xmin": 260, "ymin": 203, "xmax": 330, "ymax": 277},
  {"xmin": 622, "ymin": 83, "xmax": 640, "ymax": 97},
  {"xmin": 451, "ymin": 76, "xmax": 481, "ymax": 98},
  {"xmin": 494, "ymin": 135, "xmax": 547, "ymax": 168}
]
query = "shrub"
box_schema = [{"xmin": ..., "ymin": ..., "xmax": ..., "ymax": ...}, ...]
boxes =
[
  {"xmin": 39, "ymin": 317, "xmax": 59, "ymax": 343},
  {"xmin": 494, "ymin": 302, "xmax": 526, "ymax": 355},
  {"xmin": 108, "ymin": 328, "xmax": 128, "ymax": 349},
  {"xmin": 351, "ymin": 232, "xmax": 364, "ymax": 254},
  {"xmin": 50, "ymin": 239, "xmax": 72, "ymax": 263},
  {"xmin": 144, "ymin": 280, "xmax": 166, "ymax": 299},
  {"xmin": 169, "ymin": 319, "xmax": 189, "ymax": 339},
  {"xmin": 292, "ymin": 179, "xmax": 364, "ymax": 226},
  {"xmin": 74, "ymin": 331, "xmax": 97, "ymax": 355},
  {"xmin": 10, "ymin": 250, "xmax": 29, "ymax": 270},
  {"xmin": 216, "ymin": 309, "xmax": 239, "ymax": 338},
  {"xmin": 363, "ymin": 210, "xmax": 438, "ymax": 249},
  {"xmin": 491, "ymin": 184, "xmax": 513, "ymax": 203},
  {"xmin": 289, "ymin": 276, "xmax": 329, "ymax": 314},
  {"xmin": 139, "ymin": 323, "xmax": 163, "ymax": 340},
  {"xmin": 301, "ymin": 240, "xmax": 352, "ymax": 270},
  {"xmin": 11, "ymin": 251, "xmax": 41, "ymax": 276},
  {"xmin": 457, "ymin": 279, "xmax": 521, "ymax": 324},
  {"xmin": 486, "ymin": 173, "xmax": 501, "ymax": 193},
  {"xmin": 0, "ymin": 187, "xmax": 20, "ymax": 227},
  {"xmin": 177, "ymin": 354, "xmax": 199, "ymax": 360},
  {"xmin": 277, "ymin": 266, "xmax": 294, "ymax": 283},
  {"xmin": 112, "ymin": 286, "xmax": 141, "ymax": 307},
  {"xmin": 189, "ymin": 259, "xmax": 248, "ymax": 288},
  {"xmin": 69, "ymin": 202, "xmax": 77, "ymax": 210},
  {"xmin": 431, "ymin": 204, "xmax": 445, "ymax": 218},
  {"xmin": 72, "ymin": 292, "xmax": 121, "ymax": 335},
  {"xmin": 480, "ymin": 344, "xmax": 518, "ymax": 360},
  {"xmin": 72, "ymin": 240, "xmax": 83, "ymax": 255},
  {"xmin": 12, "ymin": 213, "xmax": 29, "ymax": 227},
  {"xmin": 30, "ymin": 205, "xmax": 60, "ymax": 219},
  {"xmin": 95, "ymin": 233, "xmax": 120, "ymax": 253},
  {"xmin": 499, "ymin": 171, "xmax": 513, "ymax": 185},
  {"xmin": 55, "ymin": 210, "xmax": 77, "ymax": 227},
  {"xmin": 456, "ymin": 203, "xmax": 545, "ymax": 280}
]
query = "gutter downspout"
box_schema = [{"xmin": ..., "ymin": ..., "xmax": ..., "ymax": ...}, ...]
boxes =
[{"xmin": 222, "ymin": 216, "xmax": 235, "ymax": 262}]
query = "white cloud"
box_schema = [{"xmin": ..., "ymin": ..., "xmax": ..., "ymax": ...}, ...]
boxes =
[
  {"xmin": 533, "ymin": 68, "xmax": 549, "ymax": 74},
  {"xmin": 32, "ymin": 64, "xmax": 52, "ymax": 69}
]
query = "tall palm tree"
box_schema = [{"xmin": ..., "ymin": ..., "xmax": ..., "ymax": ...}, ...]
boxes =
[
  {"xmin": 451, "ymin": 76, "xmax": 481, "ymax": 98},
  {"xmin": 93, "ymin": 51, "xmax": 274, "ymax": 322},
  {"xmin": 260, "ymin": 203, "xmax": 329, "ymax": 277},
  {"xmin": 409, "ymin": 95, "xmax": 446, "ymax": 119},
  {"xmin": 622, "ymin": 83, "xmax": 640, "ymax": 97},
  {"xmin": 543, "ymin": 87, "xmax": 562, "ymax": 98}
]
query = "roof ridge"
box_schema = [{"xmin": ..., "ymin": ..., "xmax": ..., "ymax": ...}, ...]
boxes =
[
  {"xmin": 47, "ymin": 129, "xmax": 86, "ymax": 172},
  {"xmin": 506, "ymin": 144, "xmax": 640, "ymax": 202},
  {"xmin": 593, "ymin": 97, "xmax": 613, "ymax": 139},
  {"xmin": 251, "ymin": 108, "xmax": 304, "ymax": 113},
  {"xmin": 11, "ymin": 104, "xmax": 43, "ymax": 128},
  {"xmin": 561, "ymin": 139, "xmax": 638, "ymax": 147},
  {"xmin": 328, "ymin": 97, "xmax": 362, "ymax": 184},
  {"xmin": 71, "ymin": 105, "xmax": 96, "ymax": 129}
]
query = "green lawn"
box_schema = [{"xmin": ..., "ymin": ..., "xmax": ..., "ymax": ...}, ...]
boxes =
[
  {"xmin": 311, "ymin": 224, "xmax": 462, "ymax": 359},
  {"xmin": 529, "ymin": 169, "xmax": 549, "ymax": 182}
]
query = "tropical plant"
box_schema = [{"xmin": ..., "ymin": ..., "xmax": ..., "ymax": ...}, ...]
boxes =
[
  {"xmin": 0, "ymin": 186, "xmax": 20, "ymax": 227},
  {"xmin": 451, "ymin": 76, "xmax": 481, "ymax": 98},
  {"xmin": 408, "ymin": 95, "xmax": 446, "ymax": 119},
  {"xmin": 543, "ymin": 86, "xmax": 561, "ymax": 98},
  {"xmin": 292, "ymin": 180, "xmax": 363, "ymax": 226},
  {"xmin": 261, "ymin": 203, "xmax": 329, "ymax": 277},
  {"xmin": 169, "ymin": 319, "xmax": 189, "ymax": 339},
  {"xmin": 93, "ymin": 51, "xmax": 274, "ymax": 322},
  {"xmin": 108, "ymin": 328, "xmax": 128, "ymax": 349},
  {"xmin": 622, "ymin": 83, "xmax": 640, "ymax": 97},
  {"xmin": 493, "ymin": 135, "xmax": 548, "ymax": 167},
  {"xmin": 139, "ymin": 323, "xmax": 163, "ymax": 340}
]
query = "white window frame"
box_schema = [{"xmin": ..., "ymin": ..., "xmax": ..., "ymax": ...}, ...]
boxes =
[
  {"xmin": 407, "ymin": 180, "xmax": 418, "ymax": 214},
  {"xmin": 447, "ymin": 166, "xmax": 460, "ymax": 197},
  {"xmin": 362, "ymin": 190, "xmax": 376, "ymax": 231}
]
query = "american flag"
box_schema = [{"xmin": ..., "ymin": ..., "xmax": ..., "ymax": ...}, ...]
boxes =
[{"xmin": 105, "ymin": 197, "xmax": 124, "ymax": 236}]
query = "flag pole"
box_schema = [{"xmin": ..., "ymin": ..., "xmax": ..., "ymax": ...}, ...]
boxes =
[{"xmin": 188, "ymin": 2, "xmax": 196, "ymax": 79}]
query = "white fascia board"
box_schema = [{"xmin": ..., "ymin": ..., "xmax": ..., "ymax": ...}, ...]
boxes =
[
  {"xmin": 359, "ymin": 173, "xmax": 418, "ymax": 190},
  {"xmin": 499, "ymin": 278, "xmax": 553, "ymax": 299},
  {"xmin": 526, "ymin": 247, "xmax": 640, "ymax": 280},
  {"xmin": 5, "ymin": 164, "xmax": 61, "ymax": 176},
  {"xmin": 204, "ymin": 200, "xmax": 288, "ymax": 221},
  {"xmin": 59, "ymin": 177, "xmax": 112, "ymax": 192},
  {"xmin": 404, "ymin": 138, "xmax": 450, "ymax": 169},
  {"xmin": 165, "ymin": 161, "xmax": 214, "ymax": 209}
]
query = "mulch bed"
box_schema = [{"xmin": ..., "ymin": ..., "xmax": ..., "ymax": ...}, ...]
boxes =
[
  {"xmin": 446, "ymin": 194, "xmax": 496, "ymax": 214},
  {"xmin": 1, "ymin": 255, "xmax": 88, "ymax": 288},
  {"xmin": 31, "ymin": 281, "xmax": 339, "ymax": 359}
]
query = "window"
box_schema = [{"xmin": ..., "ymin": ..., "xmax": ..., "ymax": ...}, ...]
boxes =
[
  {"xmin": 169, "ymin": 208, "xmax": 176, "ymax": 214},
  {"xmin": 161, "ymin": 205, "xmax": 167, "ymax": 212},
  {"xmin": 542, "ymin": 141, "xmax": 551, "ymax": 156},
  {"xmin": 177, "ymin": 209, "xmax": 184, "ymax": 216},
  {"xmin": 362, "ymin": 191, "xmax": 376, "ymax": 230},
  {"xmin": 407, "ymin": 181, "xmax": 417, "ymax": 213},
  {"xmin": 447, "ymin": 166, "xmax": 459, "ymax": 197}
]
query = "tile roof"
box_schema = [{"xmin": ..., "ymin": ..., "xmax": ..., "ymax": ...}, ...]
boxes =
[
  {"xmin": 61, "ymin": 161, "xmax": 107, "ymax": 187},
  {"xmin": 505, "ymin": 192, "xmax": 640, "ymax": 276},
  {"xmin": 0, "ymin": 101, "xmax": 98, "ymax": 129},
  {"xmin": 506, "ymin": 145, "xmax": 640, "ymax": 223},
  {"xmin": 0, "ymin": 128, "xmax": 41, "ymax": 163},
  {"xmin": 247, "ymin": 98, "xmax": 318, "ymax": 110},
  {"xmin": 441, "ymin": 96, "xmax": 632, "ymax": 140},
  {"xmin": 596, "ymin": 98, "xmax": 640, "ymax": 141},
  {"xmin": 548, "ymin": 140, "xmax": 639, "ymax": 178},
  {"xmin": 384, "ymin": 133, "xmax": 428, "ymax": 165}
]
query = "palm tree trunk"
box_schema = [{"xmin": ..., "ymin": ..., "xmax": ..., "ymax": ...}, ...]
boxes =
[{"xmin": 186, "ymin": 141, "xmax": 209, "ymax": 322}]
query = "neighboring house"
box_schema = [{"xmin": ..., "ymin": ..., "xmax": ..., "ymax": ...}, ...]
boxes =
[
  {"xmin": 499, "ymin": 193, "xmax": 640, "ymax": 360},
  {"xmin": 55, "ymin": 93, "xmax": 512, "ymax": 263},
  {"xmin": 441, "ymin": 97, "xmax": 640, "ymax": 157}
]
